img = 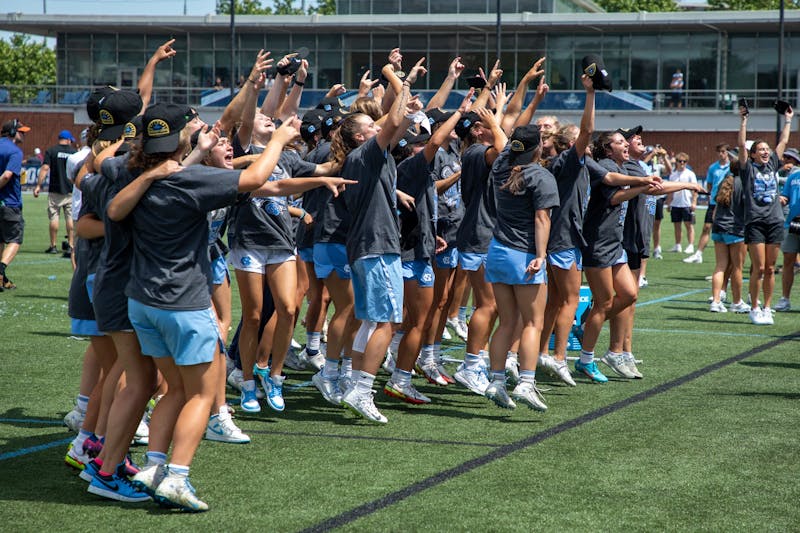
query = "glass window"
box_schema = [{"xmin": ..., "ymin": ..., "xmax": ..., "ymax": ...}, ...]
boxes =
[
  {"xmin": 190, "ymin": 50, "xmax": 215, "ymax": 87},
  {"xmin": 687, "ymin": 33, "xmax": 717, "ymax": 108},
  {"xmin": 517, "ymin": 33, "xmax": 546, "ymax": 53},
  {"xmin": 402, "ymin": 34, "xmax": 428, "ymax": 50},
  {"xmin": 427, "ymin": 52, "xmax": 453, "ymax": 91},
  {"xmin": 459, "ymin": 0, "xmax": 488, "ymax": 13},
  {"xmin": 372, "ymin": 34, "xmax": 399, "ymax": 51},
  {"xmin": 266, "ymin": 33, "xmax": 291, "ymax": 52},
  {"xmin": 66, "ymin": 49, "xmax": 91, "ymax": 86},
  {"xmin": 373, "ymin": 0, "xmax": 399, "ymax": 13},
  {"xmin": 430, "ymin": 34, "xmax": 457, "ymax": 50},
  {"xmin": 337, "ymin": 0, "xmax": 351, "ymax": 14},
  {"xmin": 214, "ymin": 51, "xmax": 233, "ymax": 86},
  {"xmin": 92, "ymin": 34, "xmax": 116, "ymax": 53},
  {"xmin": 240, "ymin": 34, "xmax": 266, "ymax": 50},
  {"xmin": 146, "ymin": 34, "xmax": 173, "ymax": 51},
  {"xmin": 292, "ymin": 33, "xmax": 317, "ymax": 51},
  {"xmin": 350, "ymin": 0, "xmax": 371, "ymax": 14},
  {"xmin": 430, "ymin": 1, "xmax": 455, "ymax": 12},
  {"xmin": 401, "ymin": 0, "xmax": 429, "ymax": 13},
  {"xmin": 346, "ymin": 51, "xmax": 372, "ymax": 87},
  {"xmin": 317, "ymin": 50, "xmax": 343, "ymax": 90},
  {"xmin": 171, "ymin": 53, "xmax": 188, "ymax": 87},
  {"xmin": 189, "ymin": 33, "xmax": 213, "ymax": 50},
  {"xmin": 726, "ymin": 34, "xmax": 757, "ymax": 92},
  {"xmin": 629, "ymin": 35, "xmax": 659, "ymax": 91},
  {"xmin": 318, "ymin": 33, "xmax": 342, "ymax": 51},
  {"xmin": 67, "ymin": 34, "xmax": 91, "ymax": 49},
  {"xmin": 518, "ymin": 0, "xmax": 542, "ymax": 12},
  {"xmin": 487, "ymin": 33, "xmax": 518, "ymax": 54},
  {"xmin": 92, "ymin": 46, "xmax": 117, "ymax": 86},
  {"xmin": 344, "ymin": 34, "xmax": 371, "ymax": 49}
]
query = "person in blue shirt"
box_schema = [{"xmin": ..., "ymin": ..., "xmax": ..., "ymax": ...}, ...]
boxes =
[
  {"xmin": 775, "ymin": 165, "xmax": 800, "ymax": 311},
  {"xmin": 0, "ymin": 119, "xmax": 31, "ymax": 291},
  {"xmin": 685, "ymin": 143, "xmax": 730, "ymax": 264}
]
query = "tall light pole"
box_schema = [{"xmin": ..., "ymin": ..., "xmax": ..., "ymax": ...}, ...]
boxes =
[
  {"xmin": 230, "ymin": 0, "xmax": 236, "ymax": 98},
  {"xmin": 777, "ymin": 0, "xmax": 785, "ymax": 143},
  {"xmin": 495, "ymin": 0, "xmax": 501, "ymax": 61}
]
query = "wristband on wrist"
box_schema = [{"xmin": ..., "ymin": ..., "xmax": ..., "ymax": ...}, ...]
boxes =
[
  {"xmin": 247, "ymin": 78, "xmax": 256, "ymax": 84},
  {"xmin": 295, "ymin": 80, "xmax": 305, "ymax": 87}
]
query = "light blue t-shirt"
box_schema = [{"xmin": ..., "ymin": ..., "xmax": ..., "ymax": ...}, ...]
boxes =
[
  {"xmin": 706, "ymin": 160, "xmax": 730, "ymax": 206},
  {"xmin": 781, "ymin": 169, "xmax": 800, "ymax": 228}
]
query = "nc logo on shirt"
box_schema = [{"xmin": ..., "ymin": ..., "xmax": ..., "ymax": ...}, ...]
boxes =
[
  {"xmin": 265, "ymin": 201, "xmax": 283, "ymax": 216},
  {"xmin": 753, "ymin": 169, "xmax": 777, "ymax": 205}
]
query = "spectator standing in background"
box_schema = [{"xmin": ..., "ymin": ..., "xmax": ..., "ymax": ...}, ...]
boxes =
[
  {"xmin": 35, "ymin": 129, "xmax": 77, "ymax": 257},
  {"xmin": 0, "ymin": 119, "xmax": 31, "ymax": 291},
  {"xmin": 666, "ymin": 153, "xmax": 698, "ymax": 254},
  {"xmin": 669, "ymin": 68, "xmax": 684, "ymax": 108}
]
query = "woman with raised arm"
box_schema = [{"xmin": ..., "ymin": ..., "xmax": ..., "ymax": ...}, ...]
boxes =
[{"xmin": 737, "ymin": 103, "xmax": 792, "ymax": 325}]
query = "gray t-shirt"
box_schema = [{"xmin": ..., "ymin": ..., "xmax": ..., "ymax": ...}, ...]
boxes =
[
  {"xmin": 80, "ymin": 155, "xmax": 138, "ymax": 332},
  {"xmin": 397, "ymin": 150, "xmax": 436, "ymax": 261},
  {"xmin": 713, "ymin": 176, "xmax": 745, "ymax": 237},
  {"xmin": 229, "ymin": 150, "xmax": 317, "ymax": 252},
  {"xmin": 741, "ymin": 153, "xmax": 784, "ymax": 226},
  {"xmin": 492, "ymin": 158, "xmax": 560, "ymax": 254},
  {"xmin": 547, "ymin": 145, "xmax": 593, "ymax": 253},
  {"xmin": 297, "ymin": 140, "xmax": 332, "ymax": 251},
  {"xmin": 582, "ymin": 158, "xmax": 626, "ymax": 268},
  {"xmin": 456, "ymin": 143, "xmax": 495, "ymax": 253},
  {"xmin": 67, "ymin": 196, "xmax": 104, "ymax": 322},
  {"xmin": 622, "ymin": 158, "xmax": 650, "ymax": 257},
  {"xmin": 433, "ymin": 145, "xmax": 463, "ymax": 246},
  {"xmin": 126, "ymin": 165, "xmax": 240, "ymax": 311},
  {"xmin": 342, "ymin": 136, "xmax": 400, "ymax": 263}
]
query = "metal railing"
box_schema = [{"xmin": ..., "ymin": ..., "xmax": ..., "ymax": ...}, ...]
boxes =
[{"xmin": 1, "ymin": 84, "xmax": 797, "ymax": 112}]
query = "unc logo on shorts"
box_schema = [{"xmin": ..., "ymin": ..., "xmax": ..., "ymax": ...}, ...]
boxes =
[
  {"xmin": 422, "ymin": 272, "xmax": 433, "ymax": 283},
  {"xmin": 343, "ymin": 264, "xmax": 351, "ymax": 274},
  {"xmin": 441, "ymin": 254, "xmax": 452, "ymax": 265},
  {"xmin": 241, "ymin": 256, "xmax": 252, "ymax": 266},
  {"xmin": 265, "ymin": 201, "xmax": 283, "ymax": 216}
]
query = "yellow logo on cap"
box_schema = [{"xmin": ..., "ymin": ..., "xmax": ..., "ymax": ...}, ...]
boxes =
[
  {"xmin": 123, "ymin": 122, "xmax": 137, "ymax": 138},
  {"xmin": 147, "ymin": 119, "xmax": 170, "ymax": 138},
  {"xmin": 510, "ymin": 139, "xmax": 526, "ymax": 152},
  {"xmin": 99, "ymin": 109, "xmax": 114, "ymax": 125},
  {"xmin": 584, "ymin": 63, "xmax": 597, "ymax": 77}
]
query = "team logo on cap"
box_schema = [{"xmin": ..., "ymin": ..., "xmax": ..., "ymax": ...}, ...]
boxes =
[
  {"xmin": 99, "ymin": 109, "xmax": 114, "ymax": 125},
  {"xmin": 398, "ymin": 138, "xmax": 408, "ymax": 147},
  {"xmin": 307, "ymin": 125, "xmax": 316, "ymax": 133},
  {"xmin": 584, "ymin": 63, "xmax": 597, "ymax": 76},
  {"xmin": 510, "ymin": 139, "xmax": 526, "ymax": 152},
  {"xmin": 123, "ymin": 122, "xmax": 137, "ymax": 138},
  {"xmin": 147, "ymin": 119, "xmax": 170, "ymax": 138}
]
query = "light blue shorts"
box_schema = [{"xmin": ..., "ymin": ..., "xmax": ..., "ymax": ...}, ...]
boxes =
[
  {"xmin": 351, "ymin": 254, "xmax": 404, "ymax": 323},
  {"xmin": 71, "ymin": 318, "xmax": 104, "ymax": 337},
  {"xmin": 298, "ymin": 246, "xmax": 314, "ymax": 263},
  {"xmin": 435, "ymin": 246, "xmax": 459, "ymax": 269},
  {"xmin": 402, "ymin": 259, "xmax": 435, "ymax": 288},
  {"xmin": 485, "ymin": 238, "xmax": 547, "ymax": 285},
  {"xmin": 313, "ymin": 242, "xmax": 352, "ymax": 280},
  {"xmin": 459, "ymin": 251, "xmax": 487, "ymax": 272},
  {"xmin": 128, "ymin": 298, "xmax": 221, "ymax": 366},
  {"xmin": 712, "ymin": 232, "xmax": 745, "ymax": 245},
  {"xmin": 211, "ymin": 255, "xmax": 230, "ymax": 286},
  {"xmin": 614, "ymin": 249, "xmax": 629, "ymax": 266},
  {"xmin": 86, "ymin": 273, "xmax": 96, "ymax": 304},
  {"xmin": 547, "ymin": 247, "xmax": 583, "ymax": 271}
]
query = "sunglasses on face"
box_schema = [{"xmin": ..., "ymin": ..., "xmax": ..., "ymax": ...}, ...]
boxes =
[{"xmin": 677, "ymin": 159, "xmax": 687, "ymax": 163}]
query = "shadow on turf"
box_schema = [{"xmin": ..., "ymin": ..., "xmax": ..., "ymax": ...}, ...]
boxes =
[
  {"xmin": 738, "ymin": 360, "xmax": 800, "ymax": 370},
  {"xmin": 17, "ymin": 294, "xmax": 69, "ymax": 302},
  {"xmin": 0, "ymin": 407, "xmax": 64, "ymax": 429}
]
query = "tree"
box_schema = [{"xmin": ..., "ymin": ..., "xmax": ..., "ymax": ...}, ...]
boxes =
[
  {"xmin": 708, "ymin": 0, "xmax": 798, "ymax": 9},
  {"xmin": 217, "ymin": 0, "xmax": 336, "ymax": 15},
  {"xmin": 595, "ymin": 0, "xmax": 678, "ymax": 11},
  {"xmin": 0, "ymin": 34, "xmax": 56, "ymax": 103}
]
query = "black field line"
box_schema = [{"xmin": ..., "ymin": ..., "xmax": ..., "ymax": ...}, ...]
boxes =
[
  {"xmin": 299, "ymin": 332, "xmax": 799, "ymax": 533},
  {"xmin": 247, "ymin": 429, "xmax": 502, "ymax": 448}
]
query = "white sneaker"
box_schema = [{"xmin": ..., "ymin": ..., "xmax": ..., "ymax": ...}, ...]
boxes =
[
  {"xmin": 730, "ymin": 300, "xmax": 751, "ymax": 313},
  {"xmin": 446, "ymin": 317, "xmax": 468, "ymax": 341},
  {"xmin": 749, "ymin": 307, "xmax": 770, "ymax": 325},
  {"xmin": 321, "ymin": 319, "xmax": 329, "ymax": 343},
  {"xmin": 622, "ymin": 353, "xmax": 643, "ymax": 379},
  {"xmin": 762, "ymin": 308, "xmax": 775, "ymax": 324},
  {"xmin": 511, "ymin": 381, "xmax": 547, "ymax": 411},
  {"xmin": 227, "ymin": 368, "xmax": 264, "ymax": 398},
  {"xmin": 709, "ymin": 301, "xmax": 728, "ymax": 313},
  {"xmin": 653, "ymin": 246, "xmax": 663, "ymax": 259},
  {"xmin": 684, "ymin": 244, "xmax": 695, "ymax": 254},
  {"xmin": 638, "ymin": 276, "xmax": 648, "ymax": 288},
  {"xmin": 384, "ymin": 378, "xmax": 431, "ymax": 404},
  {"xmin": 601, "ymin": 351, "xmax": 636, "ymax": 378},
  {"xmin": 552, "ymin": 358, "xmax": 577, "ymax": 386},
  {"xmin": 206, "ymin": 409, "xmax": 251, "ymax": 444},
  {"xmin": 773, "ymin": 297, "xmax": 791, "ymax": 312},
  {"xmin": 720, "ymin": 290, "xmax": 727, "ymax": 302},
  {"xmin": 485, "ymin": 382, "xmax": 516, "ymax": 409},
  {"xmin": 154, "ymin": 473, "xmax": 209, "ymax": 512},
  {"xmin": 453, "ymin": 363, "xmax": 490, "ymax": 395},
  {"xmin": 342, "ymin": 388, "xmax": 388, "ymax": 424},
  {"xmin": 668, "ymin": 243, "xmax": 682, "ymax": 253},
  {"xmin": 683, "ymin": 251, "xmax": 702, "ymax": 264},
  {"xmin": 132, "ymin": 464, "xmax": 166, "ymax": 497},
  {"xmin": 417, "ymin": 362, "xmax": 449, "ymax": 386},
  {"xmin": 382, "ymin": 349, "xmax": 396, "ymax": 374},
  {"xmin": 441, "ymin": 327, "xmax": 452, "ymax": 341},
  {"xmin": 299, "ymin": 348, "xmax": 325, "ymax": 371},
  {"xmin": 283, "ymin": 348, "xmax": 307, "ymax": 371},
  {"xmin": 312, "ymin": 371, "xmax": 344, "ymax": 406},
  {"xmin": 291, "ymin": 338, "xmax": 302, "ymax": 350},
  {"xmin": 133, "ymin": 415, "xmax": 150, "ymax": 445},
  {"xmin": 505, "ymin": 353, "xmax": 520, "ymax": 384},
  {"xmin": 63, "ymin": 406, "xmax": 85, "ymax": 433}
]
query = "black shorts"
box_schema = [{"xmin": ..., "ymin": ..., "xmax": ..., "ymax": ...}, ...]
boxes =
[
  {"xmin": 670, "ymin": 206, "xmax": 695, "ymax": 223},
  {"xmin": 0, "ymin": 205, "xmax": 25, "ymax": 244},
  {"xmin": 745, "ymin": 220, "xmax": 784, "ymax": 245},
  {"xmin": 654, "ymin": 198, "xmax": 665, "ymax": 221},
  {"xmin": 626, "ymin": 248, "xmax": 643, "ymax": 271},
  {"xmin": 704, "ymin": 205, "xmax": 716, "ymax": 225}
]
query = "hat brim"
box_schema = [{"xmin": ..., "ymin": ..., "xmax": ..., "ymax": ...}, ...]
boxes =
[
  {"xmin": 509, "ymin": 149, "xmax": 536, "ymax": 166},
  {"xmin": 784, "ymin": 153, "xmax": 800, "ymax": 164},
  {"xmin": 143, "ymin": 132, "xmax": 181, "ymax": 154},
  {"xmin": 17, "ymin": 126, "xmax": 31, "ymax": 133},
  {"xmin": 98, "ymin": 124, "xmax": 126, "ymax": 141}
]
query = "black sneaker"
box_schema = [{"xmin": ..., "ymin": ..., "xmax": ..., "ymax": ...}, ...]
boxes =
[
  {"xmin": 63, "ymin": 248, "xmax": 73, "ymax": 258},
  {"xmin": 45, "ymin": 246, "xmax": 58, "ymax": 254}
]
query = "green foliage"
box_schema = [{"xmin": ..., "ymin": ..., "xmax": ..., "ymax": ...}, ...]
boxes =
[
  {"xmin": 708, "ymin": 0, "xmax": 798, "ymax": 9},
  {"xmin": 595, "ymin": 0, "xmax": 678, "ymax": 11},
  {"xmin": 0, "ymin": 34, "xmax": 56, "ymax": 103},
  {"xmin": 216, "ymin": 0, "xmax": 335, "ymax": 15}
]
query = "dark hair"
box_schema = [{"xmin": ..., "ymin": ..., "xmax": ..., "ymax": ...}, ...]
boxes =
[
  {"xmin": 591, "ymin": 131, "xmax": 618, "ymax": 161},
  {"xmin": 500, "ymin": 149, "xmax": 542, "ymax": 195},
  {"xmin": 329, "ymin": 113, "xmax": 368, "ymax": 170},
  {"xmin": 715, "ymin": 143, "xmax": 730, "ymax": 152},
  {"xmin": 716, "ymin": 174, "xmax": 734, "ymax": 207},
  {"xmin": 749, "ymin": 139, "xmax": 770, "ymax": 158}
]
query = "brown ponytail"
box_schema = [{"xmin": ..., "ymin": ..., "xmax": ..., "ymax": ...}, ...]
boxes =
[
  {"xmin": 329, "ymin": 113, "xmax": 367, "ymax": 170},
  {"xmin": 716, "ymin": 174, "xmax": 734, "ymax": 207}
]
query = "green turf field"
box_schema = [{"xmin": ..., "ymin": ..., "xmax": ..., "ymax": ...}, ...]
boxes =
[{"xmin": 1, "ymin": 195, "xmax": 798, "ymax": 531}]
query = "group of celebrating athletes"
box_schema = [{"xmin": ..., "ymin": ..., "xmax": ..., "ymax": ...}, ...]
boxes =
[{"xmin": 37, "ymin": 40, "xmax": 794, "ymax": 511}]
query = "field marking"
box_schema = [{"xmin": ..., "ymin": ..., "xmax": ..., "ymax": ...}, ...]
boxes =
[
  {"xmin": 633, "ymin": 327, "xmax": 777, "ymax": 339},
  {"xmin": 248, "ymin": 429, "xmax": 501, "ymax": 448},
  {"xmin": 0, "ymin": 418, "xmax": 65, "ymax": 425},
  {"xmin": 0, "ymin": 437, "xmax": 72, "ymax": 461},
  {"xmin": 636, "ymin": 288, "xmax": 707, "ymax": 307},
  {"xmin": 300, "ymin": 331, "xmax": 799, "ymax": 533}
]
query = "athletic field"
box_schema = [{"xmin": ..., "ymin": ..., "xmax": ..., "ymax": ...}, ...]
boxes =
[{"xmin": 1, "ymin": 195, "xmax": 797, "ymax": 531}]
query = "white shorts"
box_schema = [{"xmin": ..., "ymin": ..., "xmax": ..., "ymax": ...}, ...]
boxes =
[{"xmin": 230, "ymin": 247, "xmax": 296, "ymax": 274}]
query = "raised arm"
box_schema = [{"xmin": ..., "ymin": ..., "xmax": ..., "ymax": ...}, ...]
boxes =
[
  {"xmin": 776, "ymin": 106, "xmax": 794, "ymax": 159},
  {"xmin": 574, "ymin": 75, "xmax": 596, "ymax": 156},
  {"xmin": 260, "ymin": 53, "xmax": 296, "ymax": 117},
  {"xmin": 512, "ymin": 74, "xmax": 549, "ymax": 131},
  {"xmin": 138, "ymin": 39, "xmax": 177, "ymax": 112},
  {"xmin": 501, "ymin": 56, "xmax": 545, "ymax": 134},
  {"xmin": 278, "ymin": 59, "xmax": 308, "ymax": 121},
  {"xmin": 426, "ymin": 56, "xmax": 465, "ymax": 111},
  {"xmin": 476, "ymin": 107, "xmax": 508, "ymax": 165},
  {"xmin": 106, "ymin": 159, "xmax": 183, "ymax": 221},
  {"xmin": 238, "ymin": 117, "xmax": 299, "ymax": 192},
  {"xmin": 472, "ymin": 60, "xmax": 502, "ymax": 111},
  {"xmin": 378, "ymin": 61, "xmax": 414, "ymax": 150},
  {"xmin": 738, "ymin": 105, "xmax": 749, "ymax": 167},
  {"xmin": 423, "ymin": 89, "xmax": 474, "ymax": 162},
  {"xmin": 219, "ymin": 50, "xmax": 272, "ymax": 136}
]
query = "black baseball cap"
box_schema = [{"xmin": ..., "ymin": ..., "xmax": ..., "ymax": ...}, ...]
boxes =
[
  {"xmin": 397, "ymin": 128, "xmax": 431, "ymax": 148},
  {"xmin": 427, "ymin": 108, "xmax": 454, "ymax": 126},
  {"xmin": 86, "ymin": 86, "xmax": 117, "ymax": 123},
  {"xmin": 321, "ymin": 107, "xmax": 350, "ymax": 138},
  {"xmin": 301, "ymin": 109, "xmax": 326, "ymax": 143},
  {"xmin": 616, "ymin": 125, "xmax": 643, "ymax": 140},
  {"xmin": 142, "ymin": 103, "xmax": 191, "ymax": 154},
  {"xmin": 316, "ymin": 96, "xmax": 344, "ymax": 113},
  {"xmin": 582, "ymin": 55, "xmax": 613, "ymax": 92},
  {"xmin": 455, "ymin": 111, "xmax": 480, "ymax": 139},
  {"xmin": 508, "ymin": 124, "xmax": 541, "ymax": 166},
  {"xmin": 97, "ymin": 90, "xmax": 143, "ymax": 141}
]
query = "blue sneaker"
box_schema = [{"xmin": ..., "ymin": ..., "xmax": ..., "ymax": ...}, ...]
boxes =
[
  {"xmin": 87, "ymin": 464, "xmax": 152, "ymax": 502},
  {"xmin": 240, "ymin": 384, "xmax": 261, "ymax": 413},
  {"xmin": 574, "ymin": 360, "xmax": 608, "ymax": 383},
  {"xmin": 254, "ymin": 365, "xmax": 285, "ymax": 412},
  {"xmin": 79, "ymin": 459, "xmax": 100, "ymax": 482}
]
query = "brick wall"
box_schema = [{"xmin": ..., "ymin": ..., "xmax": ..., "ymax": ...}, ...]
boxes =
[{"xmin": 0, "ymin": 111, "xmax": 84, "ymax": 160}]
